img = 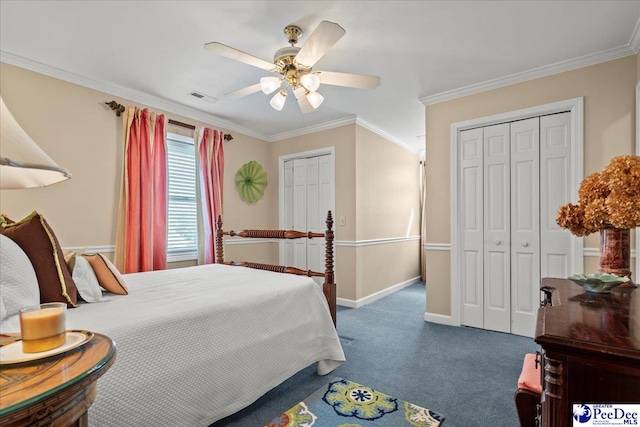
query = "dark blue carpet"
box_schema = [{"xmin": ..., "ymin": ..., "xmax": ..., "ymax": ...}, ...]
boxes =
[{"xmin": 212, "ymin": 283, "xmax": 537, "ymax": 426}]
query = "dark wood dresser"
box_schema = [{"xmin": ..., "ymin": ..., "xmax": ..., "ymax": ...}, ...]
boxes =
[{"xmin": 535, "ymin": 278, "xmax": 640, "ymax": 427}]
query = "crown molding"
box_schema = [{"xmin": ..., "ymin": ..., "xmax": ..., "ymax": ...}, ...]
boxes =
[
  {"xmin": 0, "ymin": 51, "xmax": 269, "ymax": 141},
  {"xmin": 355, "ymin": 117, "xmax": 421, "ymax": 154},
  {"xmin": 267, "ymin": 115, "xmax": 357, "ymax": 141},
  {"xmin": 268, "ymin": 115, "xmax": 420, "ymax": 154},
  {"xmin": 629, "ymin": 17, "xmax": 640, "ymax": 54},
  {"xmin": 420, "ymin": 44, "xmax": 636, "ymax": 106}
]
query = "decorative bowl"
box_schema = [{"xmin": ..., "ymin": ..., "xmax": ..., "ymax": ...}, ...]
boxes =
[{"xmin": 567, "ymin": 273, "xmax": 630, "ymax": 294}]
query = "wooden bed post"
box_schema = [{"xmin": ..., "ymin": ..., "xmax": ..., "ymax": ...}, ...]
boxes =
[
  {"xmin": 324, "ymin": 211, "xmax": 337, "ymax": 326},
  {"xmin": 215, "ymin": 215, "xmax": 224, "ymax": 264},
  {"xmin": 215, "ymin": 211, "xmax": 338, "ymax": 328}
]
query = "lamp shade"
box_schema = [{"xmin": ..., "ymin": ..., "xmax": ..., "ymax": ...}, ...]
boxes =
[{"xmin": 0, "ymin": 97, "xmax": 71, "ymax": 189}]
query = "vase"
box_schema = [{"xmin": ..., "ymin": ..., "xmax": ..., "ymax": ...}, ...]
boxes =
[{"xmin": 598, "ymin": 227, "xmax": 631, "ymax": 278}]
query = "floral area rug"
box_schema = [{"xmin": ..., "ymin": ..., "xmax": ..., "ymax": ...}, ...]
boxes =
[{"xmin": 266, "ymin": 378, "xmax": 444, "ymax": 427}]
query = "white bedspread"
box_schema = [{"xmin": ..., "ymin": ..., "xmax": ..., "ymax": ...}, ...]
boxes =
[{"xmin": 13, "ymin": 264, "xmax": 345, "ymax": 426}]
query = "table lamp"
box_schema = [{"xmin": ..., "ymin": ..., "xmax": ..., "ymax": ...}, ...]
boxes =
[{"xmin": 0, "ymin": 96, "xmax": 71, "ymax": 189}]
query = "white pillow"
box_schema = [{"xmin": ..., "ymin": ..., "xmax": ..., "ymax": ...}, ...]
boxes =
[
  {"xmin": 0, "ymin": 234, "xmax": 40, "ymax": 319},
  {"xmin": 0, "ymin": 294, "xmax": 7, "ymax": 321},
  {"xmin": 0, "ymin": 295, "xmax": 18, "ymax": 334},
  {"xmin": 72, "ymin": 254, "xmax": 109, "ymax": 303}
]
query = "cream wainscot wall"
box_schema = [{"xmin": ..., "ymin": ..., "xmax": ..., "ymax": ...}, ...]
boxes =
[{"xmin": 422, "ymin": 55, "xmax": 638, "ymax": 321}]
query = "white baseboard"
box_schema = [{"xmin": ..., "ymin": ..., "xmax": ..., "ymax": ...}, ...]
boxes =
[
  {"xmin": 337, "ymin": 276, "xmax": 421, "ymax": 308},
  {"xmin": 424, "ymin": 312, "xmax": 453, "ymax": 325}
]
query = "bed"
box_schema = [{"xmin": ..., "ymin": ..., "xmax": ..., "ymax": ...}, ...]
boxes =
[{"xmin": 0, "ymin": 211, "xmax": 344, "ymax": 426}]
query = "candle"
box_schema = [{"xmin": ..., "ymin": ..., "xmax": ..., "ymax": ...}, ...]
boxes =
[{"xmin": 19, "ymin": 303, "xmax": 67, "ymax": 353}]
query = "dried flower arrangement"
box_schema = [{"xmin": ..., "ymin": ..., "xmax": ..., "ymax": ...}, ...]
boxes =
[{"xmin": 556, "ymin": 155, "xmax": 640, "ymax": 236}]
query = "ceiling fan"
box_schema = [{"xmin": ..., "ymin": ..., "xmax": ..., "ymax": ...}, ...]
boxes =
[{"xmin": 204, "ymin": 21, "xmax": 381, "ymax": 113}]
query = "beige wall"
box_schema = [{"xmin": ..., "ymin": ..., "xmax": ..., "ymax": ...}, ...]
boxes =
[
  {"xmin": 355, "ymin": 126, "xmax": 421, "ymax": 240},
  {"xmin": 424, "ymin": 55, "xmax": 637, "ymax": 317},
  {"xmin": 269, "ymin": 124, "xmax": 421, "ymax": 301},
  {"xmin": 355, "ymin": 126, "xmax": 421, "ymax": 298},
  {"xmin": 0, "ymin": 63, "xmax": 272, "ymax": 253}
]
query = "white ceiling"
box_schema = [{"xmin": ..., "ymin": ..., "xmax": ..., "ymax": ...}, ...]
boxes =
[{"xmin": 1, "ymin": 1, "xmax": 640, "ymax": 153}]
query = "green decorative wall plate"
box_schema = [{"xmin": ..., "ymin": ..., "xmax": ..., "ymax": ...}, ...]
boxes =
[{"xmin": 235, "ymin": 160, "xmax": 268, "ymax": 203}]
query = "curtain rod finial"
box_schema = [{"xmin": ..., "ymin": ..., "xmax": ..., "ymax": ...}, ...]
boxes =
[
  {"xmin": 224, "ymin": 134, "xmax": 233, "ymax": 141},
  {"xmin": 105, "ymin": 100, "xmax": 125, "ymax": 116}
]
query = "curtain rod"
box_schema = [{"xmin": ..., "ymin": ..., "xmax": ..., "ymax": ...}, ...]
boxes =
[{"xmin": 105, "ymin": 100, "xmax": 233, "ymax": 141}]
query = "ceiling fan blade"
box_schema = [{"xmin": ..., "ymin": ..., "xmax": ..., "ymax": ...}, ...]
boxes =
[
  {"xmin": 293, "ymin": 87, "xmax": 315, "ymax": 114},
  {"xmin": 318, "ymin": 71, "xmax": 381, "ymax": 89},
  {"xmin": 294, "ymin": 21, "xmax": 345, "ymax": 67},
  {"xmin": 225, "ymin": 83, "xmax": 262, "ymax": 98},
  {"xmin": 204, "ymin": 42, "xmax": 274, "ymax": 71}
]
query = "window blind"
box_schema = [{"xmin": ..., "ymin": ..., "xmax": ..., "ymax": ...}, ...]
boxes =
[{"xmin": 167, "ymin": 134, "xmax": 197, "ymax": 260}]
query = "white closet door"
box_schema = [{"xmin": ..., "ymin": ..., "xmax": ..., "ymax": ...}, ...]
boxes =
[
  {"xmin": 483, "ymin": 123, "xmax": 511, "ymax": 333},
  {"xmin": 510, "ymin": 117, "xmax": 540, "ymax": 337},
  {"xmin": 540, "ymin": 112, "xmax": 572, "ymax": 278},
  {"xmin": 460, "ymin": 127, "xmax": 484, "ymax": 329},
  {"xmin": 283, "ymin": 160, "xmax": 295, "ymax": 266},
  {"xmin": 291, "ymin": 158, "xmax": 308, "ymax": 269},
  {"xmin": 306, "ymin": 156, "xmax": 321, "ymax": 274},
  {"xmin": 308, "ymin": 155, "xmax": 332, "ymax": 276},
  {"xmin": 284, "ymin": 155, "xmax": 333, "ymax": 275},
  {"xmin": 457, "ymin": 110, "xmax": 574, "ymax": 337}
]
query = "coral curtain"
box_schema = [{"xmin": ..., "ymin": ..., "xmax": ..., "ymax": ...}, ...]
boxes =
[
  {"xmin": 114, "ymin": 107, "xmax": 167, "ymax": 273},
  {"xmin": 196, "ymin": 127, "xmax": 225, "ymax": 264}
]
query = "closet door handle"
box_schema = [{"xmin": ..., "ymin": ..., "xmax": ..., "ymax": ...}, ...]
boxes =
[
  {"xmin": 522, "ymin": 240, "xmax": 530, "ymax": 247},
  {"xmin": 493, "ymin": 239, "xmax": 502, "ymax": 246}
]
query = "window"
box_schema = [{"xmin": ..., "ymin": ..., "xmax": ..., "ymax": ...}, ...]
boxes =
[{"xmin": 166, "ymin": 133, "xmax": 198, "ymax": 261}]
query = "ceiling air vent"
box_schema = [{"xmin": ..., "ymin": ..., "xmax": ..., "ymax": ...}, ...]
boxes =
[{"xmin": 188, "ymin": 91, "xmax": 218, "ymax": 103}]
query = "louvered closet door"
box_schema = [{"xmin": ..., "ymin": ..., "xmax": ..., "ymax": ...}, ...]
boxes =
[
  {"xmin": 510, "ymin": 117, "xmax": 540, "ymax": 337},
  {"xmin": 483, "ymin": 123, "xmax": 511, "ymax": 333}
]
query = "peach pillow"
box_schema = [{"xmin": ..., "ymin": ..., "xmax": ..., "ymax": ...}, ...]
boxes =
[{"xmin": 82, "ymin": 253, "xmax": 128, "ymax": 295}]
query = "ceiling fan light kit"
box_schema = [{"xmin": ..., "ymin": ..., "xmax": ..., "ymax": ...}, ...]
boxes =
[
  {"xmin": 306, "ymin": 91, "xmax": 324, "ymax": 109},
  {"xmin": 260, "ymin": 76, "xmax": 282, "ymax": 94},
  {"xmin": 300, "ymin": 73, "xmax": 320, "ymax": 92},
  {"xmin": 270, "ymin": 90, "xmax": 287, "ymax": 111},
  {"xmin": 205, "ymin": 21, "xmax": 380, "ymax": 114}
]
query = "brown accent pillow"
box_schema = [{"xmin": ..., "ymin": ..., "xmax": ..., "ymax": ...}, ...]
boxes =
[
  {"xmin": 0, "ymin": 211, "xmax": 78, "ymax": 307},
  {"xmin": 82, "ymin": 253, "xmax": 128, "ymax": 295}
]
